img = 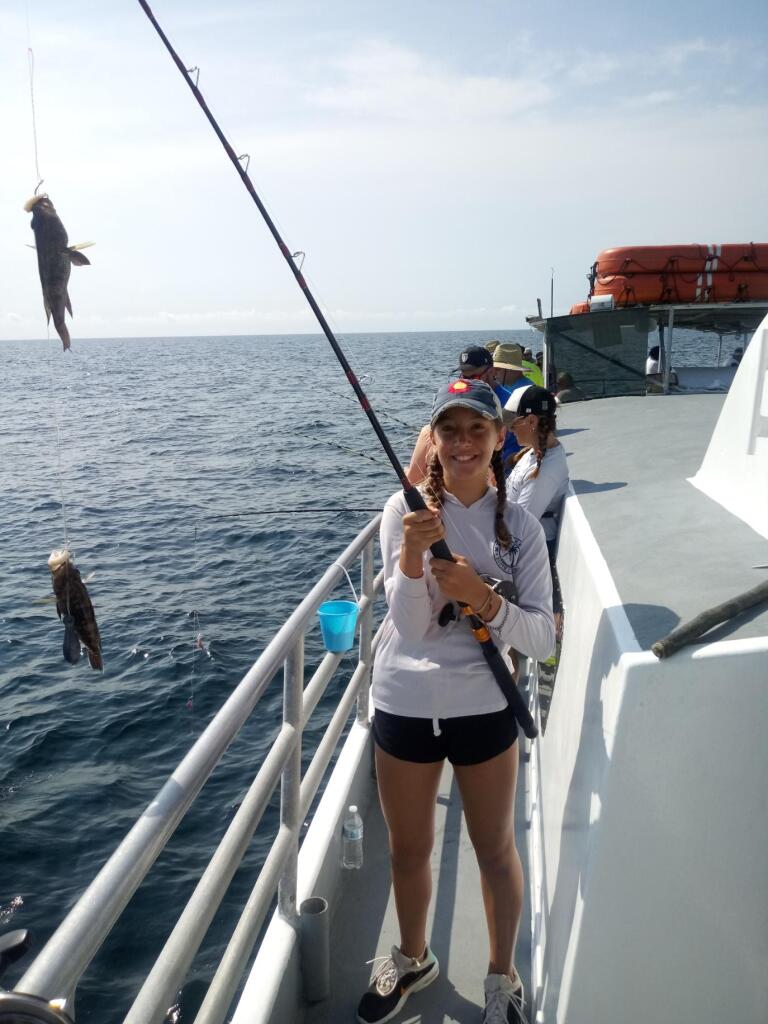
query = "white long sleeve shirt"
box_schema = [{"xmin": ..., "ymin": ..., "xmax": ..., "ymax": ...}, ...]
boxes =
[
  {"xmin": 506, "ymin": 443, "xmax": 569, "ymax": 542},
  {"xmin": 371, "ymin": 487, "xmax": 555, "ymax": 722}
]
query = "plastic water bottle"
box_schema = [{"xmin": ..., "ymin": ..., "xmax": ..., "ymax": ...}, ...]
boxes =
[{"xmin": 342, "ymin": 805, "xmax": 363, "ymax": 869}]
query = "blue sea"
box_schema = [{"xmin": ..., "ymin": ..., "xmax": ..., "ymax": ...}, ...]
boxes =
[{"xmin": 0, "ymin": 329, "xmax": 541, "ymax": 1022}]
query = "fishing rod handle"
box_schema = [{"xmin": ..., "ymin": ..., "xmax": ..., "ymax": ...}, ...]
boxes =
[
  {"xmin": 401, "ymin": 487, "xmax": 538, "ymax": 739},
  {"xmin": 401, "ymin": 486, "xmax": 454, "ymax": 561}
]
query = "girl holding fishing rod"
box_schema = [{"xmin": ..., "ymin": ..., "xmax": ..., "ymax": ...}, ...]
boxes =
[{"xmin": 358, "ymin": 378, "xmax": 554, "ymax": 1024}]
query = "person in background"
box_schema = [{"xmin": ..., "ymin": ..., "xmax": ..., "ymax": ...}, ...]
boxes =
[
  {"xmin": 555, "ymin": 371, "xmax": 587, "ymax": 404},
  {"xmin": 358, "ymin": 378, "xmax": 554, "ymax": 1024},
  {"xmin": 730, "ymin": 346, "xmax": 744, "ymax": 367},
  {"xmin": 504, "ymin": 385, "xmax": 569, "ymax": 630},
  {"xmin": 407, "ymin": 345, "xmax": 513, "ymax": 484},
  {"xmin": 493, "ymin": 343, "xmax": 535, "ymax": 393},
  {"xmin": 521, "ymin": 357, "xmax": 544, "ymax": 388},
  {"xmin": 645, "ymin": 345, "xmax": 661, "ymax": 375}
]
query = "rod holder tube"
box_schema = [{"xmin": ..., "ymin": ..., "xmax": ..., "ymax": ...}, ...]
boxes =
[{"xmin": 299, "ymin": 897, "xmax": 329, "ymax": 1003}]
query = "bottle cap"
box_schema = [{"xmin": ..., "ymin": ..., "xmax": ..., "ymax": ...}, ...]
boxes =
[{"xmin": 349, "ymin": 805, "xmax": 357, "ymax": 813}]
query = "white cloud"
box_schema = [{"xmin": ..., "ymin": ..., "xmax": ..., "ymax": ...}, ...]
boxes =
[
  {"xmin": 309, "ymin": 40, "xmax": 552, "ymax": 122},
  {"xmin": 567, "ymin": 53, "xmax": 622, "ymax": 85},
  {"xmin": 657, "ymin": 38, "xmax": 735, "ymax": 70},
  {"xmin": 624, "ymin": 89, "xmax": 680, "ymax": 107}
]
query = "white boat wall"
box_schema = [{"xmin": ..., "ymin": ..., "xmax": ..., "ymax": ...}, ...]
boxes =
[{"xmin": 526, "ymin": 312, "xmax": 768, "ymax": 1022}]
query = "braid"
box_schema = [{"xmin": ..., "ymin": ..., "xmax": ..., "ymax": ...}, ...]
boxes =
[
  {"xmin": 423, "ymin": 449, "xmax": 445, "ymax": 511},
  {"xmin": 490, "ymin": 448, "xmax": 511, "ymax": 549},
  {"xmin": 528, "ymin": 411, "xmax": 557, "ymax": 479}
]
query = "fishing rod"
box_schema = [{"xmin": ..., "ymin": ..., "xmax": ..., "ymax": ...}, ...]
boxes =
[{"xmin": 137, "ymin": 1, "xmax": 537, "ymax": 739}]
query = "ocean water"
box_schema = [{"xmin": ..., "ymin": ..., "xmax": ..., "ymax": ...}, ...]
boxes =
[{"xmin": 0, "ymin": 328, "xmax": 537, "ymax": 1022}]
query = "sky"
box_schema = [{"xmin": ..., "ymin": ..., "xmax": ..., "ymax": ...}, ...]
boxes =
[{"xmin": 1, "ymin": 0, "xmax": 767, "ymax": 340}]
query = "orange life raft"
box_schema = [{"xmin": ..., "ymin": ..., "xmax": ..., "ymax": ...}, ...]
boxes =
[
  {"xmin": 593, "ymin": 244, "xmax": 768, "ymax": 277},
  {"xmin": 591, "ymin": 271, "xmax": 768, "ymax": 306}
]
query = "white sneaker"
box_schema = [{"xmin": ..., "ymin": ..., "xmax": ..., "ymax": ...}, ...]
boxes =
[
  {"xmin": 356, "ymin": 944, "xmax": 439, "ymax": 1024},
  {"xmin": 481, "ymin": 971, "xmax": 527, "ymax": 1024}
]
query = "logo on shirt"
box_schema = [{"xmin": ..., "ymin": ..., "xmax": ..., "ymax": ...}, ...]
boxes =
[{"xmin": 493, "ymin": 534, "xmax": 521, "ymax": 574}]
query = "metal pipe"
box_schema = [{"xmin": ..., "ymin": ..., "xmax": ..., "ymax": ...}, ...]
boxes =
[
  {"xmin": 299, "ymin": 661, "xmax": 369, "ymax": 823},
  {"xmin": 299, "ymin": 897, "xmax": 330, "ymax": 1003},
  {"xmin": 194, "ymin": 663, "xmax": 367, "ymax": 1024},
  {"xmin": 278, "ymin": 639, "xmax": 304, "ymax": 922},
  {"xmin": 356, "ymin": 539, "xmax": 375, "ymax": 724},
  {"xmin": 193, "ymin": 825, "xmax": 296, "ymax": 1024},
  {"xmin": 122, "ymin": 567, "xmax": 383, "ymax": 1023},
  {"xmin": 664, "ymin": 307, "xmax": 675, "ymax": 394},
  {"xmin": 18, "ymin": 517, "xmax": 380, "ymax": 1002},
  {"xmin": 123, "ymin": 724, "xmax": 297, "ymax": 1024}
]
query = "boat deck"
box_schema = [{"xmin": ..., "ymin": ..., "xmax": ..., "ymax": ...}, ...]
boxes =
[
  {"xmin": 556, "ymin": 392, "xmax": 767, "ymax": 648},
  {"xmin": 305, "ymin": 743, "xmax": 532, "ymax": 1024}
]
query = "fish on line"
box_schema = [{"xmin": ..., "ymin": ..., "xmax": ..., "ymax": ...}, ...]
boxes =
[
  {"xmin": 48, "ymin": 548, "xmax": 102, "ymax": 670},
  {"xmin": 25, "ymin": 195, "xmax": 93, "ymax": 352}
]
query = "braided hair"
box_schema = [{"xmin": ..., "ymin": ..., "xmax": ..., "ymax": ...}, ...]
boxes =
[
  {"xmin": 424, "ymin": 446, "xmax": 511, "ymax": 551},
  {"xmin": 490, "ymin": 448, "xmax": 511, "ymax": 549},
  {"xmin": 507, "ymin": 409, "xmax": 557, "ymax": 479},
  {"xmin": 424, "ymin": 449, "xmax": 446, "ymax": 515}
]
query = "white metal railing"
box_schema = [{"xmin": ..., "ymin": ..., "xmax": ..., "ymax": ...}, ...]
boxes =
[{"xmin": 13, "ymin": 515, "xmax": 384, "ymax": 1023}]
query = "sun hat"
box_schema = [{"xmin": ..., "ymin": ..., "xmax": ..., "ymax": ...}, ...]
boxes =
[
  {"xmin": 484, "ymin": 339, "xmax": 500, "ymax": 354},
  {"xmin": 504, "ymin": 385, "xmax": 556, "ymax": 419},
  {"xmin": 493, "ymin": 343, "xmax": 525, "ymax": 371},
  {"xmin": 453, "ymin": 345, "xmax": 494, "ymax": 373},
  {"xmin": 431, "ymin": 378, "xmax": 502, "ymax": 427}
]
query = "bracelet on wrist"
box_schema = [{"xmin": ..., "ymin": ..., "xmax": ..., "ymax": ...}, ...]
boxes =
[{"xmin": 474, "ymin": 587, "xmax": 494, "ymax": 618}]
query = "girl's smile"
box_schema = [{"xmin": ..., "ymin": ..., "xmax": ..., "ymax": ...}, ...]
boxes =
[{"xmin": 431, "ymin": 407, "xmax": 504, "ymax": 500}]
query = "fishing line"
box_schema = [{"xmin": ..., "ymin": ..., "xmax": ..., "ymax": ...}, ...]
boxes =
[
  {"xmin": 297, "ymin": 431, "xmax": 387, "ymax": 466},
  {"xmin": 44, "ymin": 320, "xmax": 72, "ymax": 554},
  {"xmin": 209, "ymin": 508, "xmax": 382, "ymax": 520},
  {"xmin": 27, "ymin": 10, "xmax": 73, "ymax": 566},
  {"xmin": 187, "ymin": 525, "xmax": 203, "ymax": 712},
  {"xmin": 327, "ymin": 386, "xmax": 420, "ymax": 433},
  {"xmin": 137, "ymin": 1, "xmax": 537, "ymax": 738},
  {"xmin": 25, "ymin": 5, "xmax": 43, "ymax": 192}
]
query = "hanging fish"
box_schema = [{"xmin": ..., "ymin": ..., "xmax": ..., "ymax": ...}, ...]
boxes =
[
  {"xmin": 48, "ymin": 549, "xmax": 103, "ymax": 670},
  {"xmin": 24, "ymin": 195, "xmax": 92, "ymax": 352}
]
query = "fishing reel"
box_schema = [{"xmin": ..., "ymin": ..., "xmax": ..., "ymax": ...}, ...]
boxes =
[{"xmin": 0, "ymin": 933, "xmax": 73, "ymax": 1024}]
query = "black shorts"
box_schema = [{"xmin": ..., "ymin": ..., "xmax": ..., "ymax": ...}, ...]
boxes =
[{"xmin": 372, "ymin": 706, "xmax": 518, "ymax": 766}]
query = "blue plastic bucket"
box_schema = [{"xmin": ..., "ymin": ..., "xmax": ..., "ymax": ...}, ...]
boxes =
[{"xmin": 317, "ymin": 600, "xmax": 359, "ymax": 652}]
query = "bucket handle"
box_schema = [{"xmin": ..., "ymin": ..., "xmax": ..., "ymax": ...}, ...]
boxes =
[{"xmin": 332, "ymin": 561, "xmax": 359, "ymax": 605}]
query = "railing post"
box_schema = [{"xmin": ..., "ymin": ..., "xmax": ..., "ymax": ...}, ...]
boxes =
[
  {"xmin": 357, "ymin": 539, "xmax": 374, "ymax": 725},
  {"xmin": 278, "ymin": 637, "xmax": 303, "ymax": 921}
]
